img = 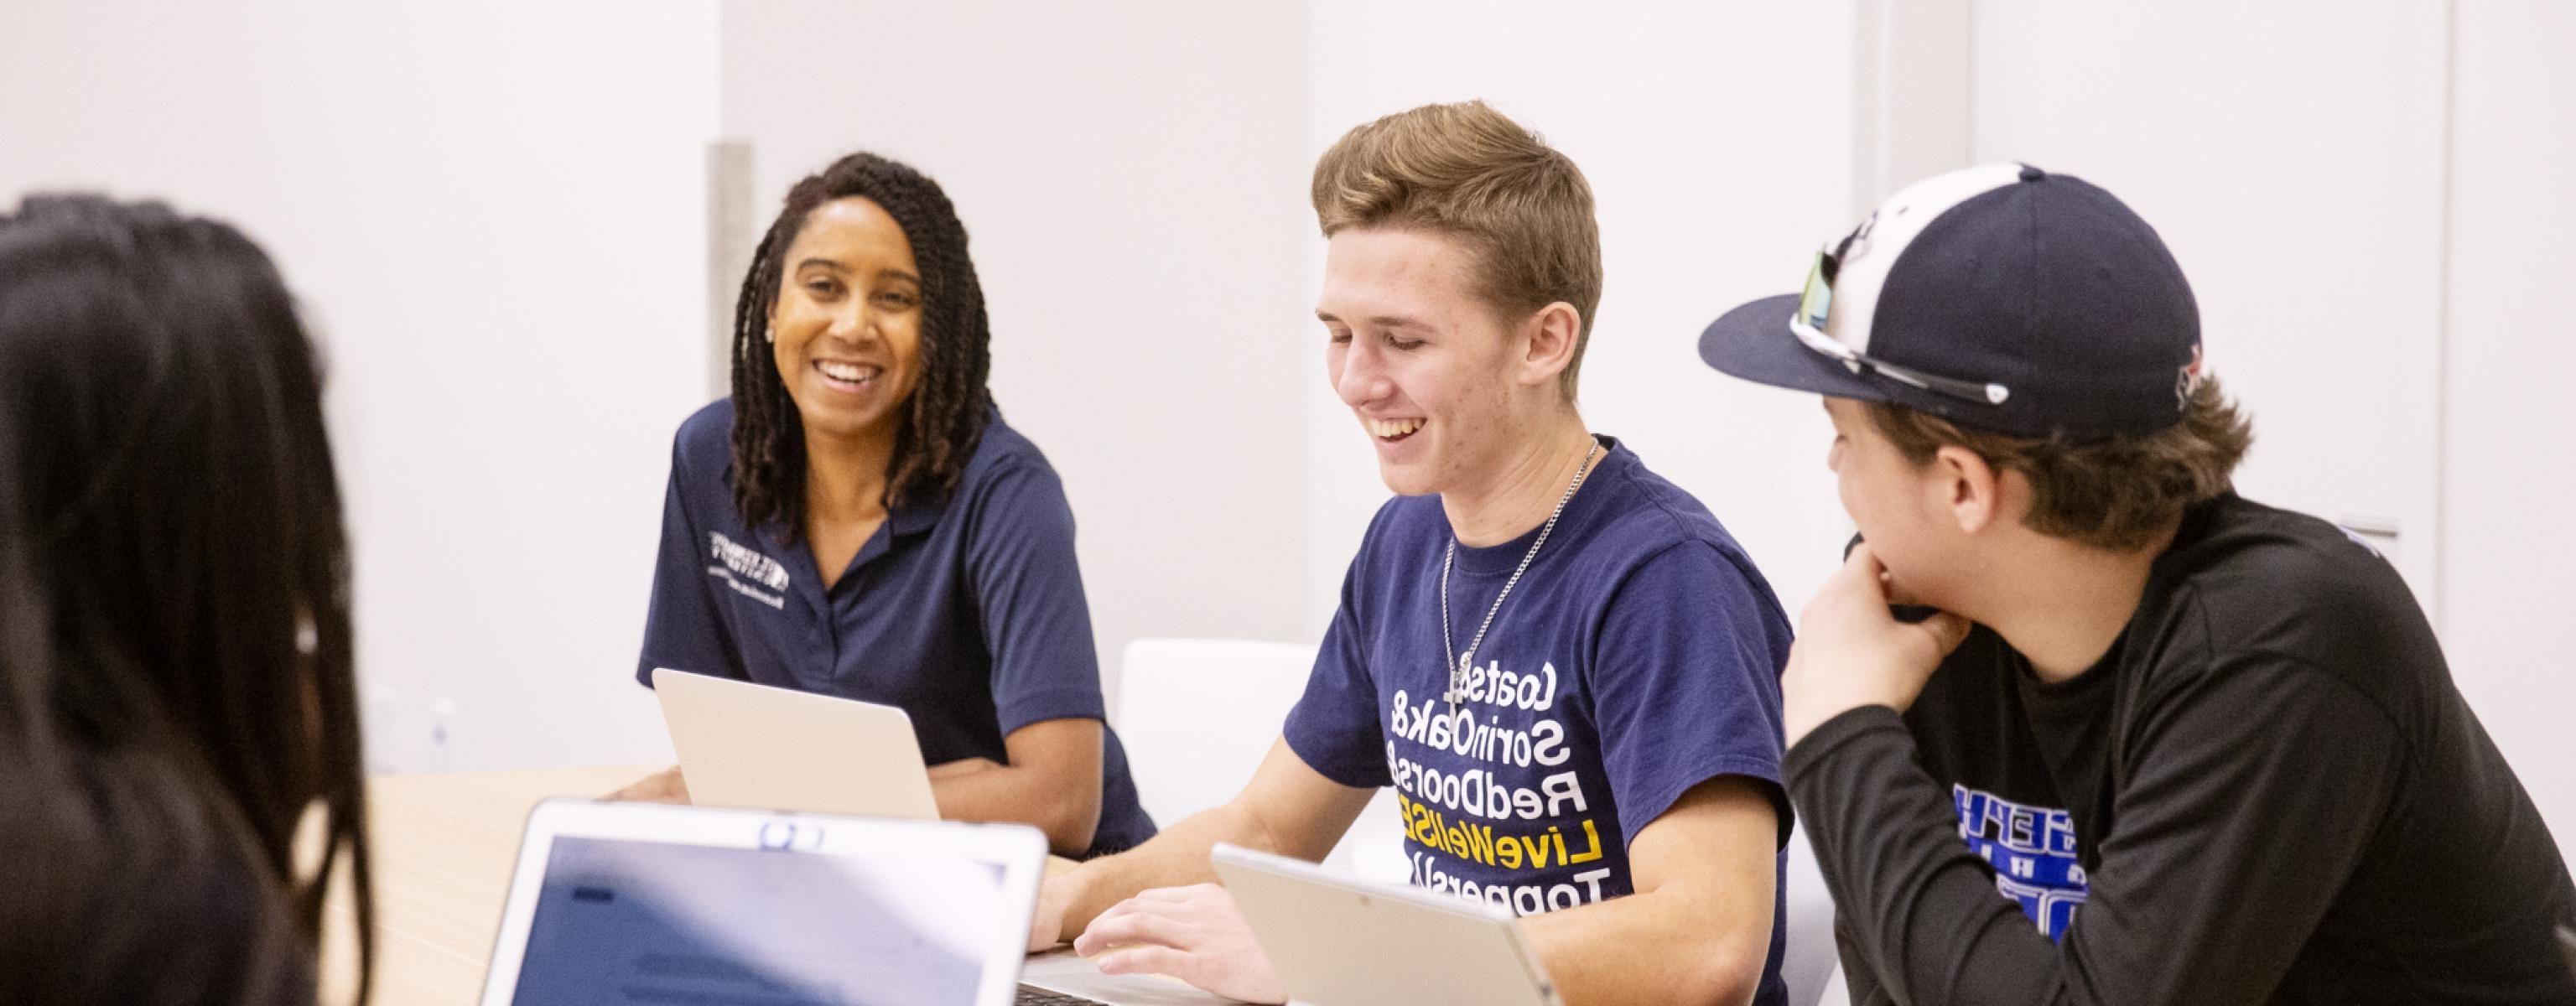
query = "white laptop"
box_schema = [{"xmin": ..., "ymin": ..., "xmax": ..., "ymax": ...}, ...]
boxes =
[
  {"xmin": 1210, "ymin": 844, "xmax": 1564, "ymax": 1006},
  {"xmin": 480, "ymin": 799, "xmax": 1052, "ymax": 1005},
  {"xmin": 652, "ymin": 666, "xmax": 940, "ymax": 819},
  {"xmin": 646, "ymin": 671, "xmax": 1234, "ymax": 1005}
]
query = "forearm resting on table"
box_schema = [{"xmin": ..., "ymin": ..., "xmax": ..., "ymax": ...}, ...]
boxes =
[
  {"xmin": 924, "ymin": 717, "xmax": 1109, "ymax": 856},
  {"xmin": 606, "ymin": 765, "xmax": 689, "ymax": 803},
  {"xmin": 1059, "ymin": 738, "xmax": 1368, "ymax": 936},
  {"xmin": 602, "ymin": 756, "xmax": 1098, "ymax": 853},
  {"xmin": 1519, "ymin": 889, "xmax": 1768, "ymax": 1006},
  {"xmin": 932, "ymin": 756, "xmax": 1101, "ymax": 856},
  {"xmin": 1055, "ymin": 799, "xmax": 1278, "ymax": 936}
]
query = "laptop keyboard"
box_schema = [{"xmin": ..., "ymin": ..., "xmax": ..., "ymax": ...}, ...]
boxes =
[{"xmin": 1016, "ymin": 986, "xmax": 1111, "ymax": 1005}]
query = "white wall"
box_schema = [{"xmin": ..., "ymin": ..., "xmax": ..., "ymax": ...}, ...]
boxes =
[
  {"xmin": 1300, "ymin": 0, "xmax": 1863, "ymax": 629},
  {"xmin": 2441, "ymin": 2, "xmax": 2576, "ymax": 847},
  {"xmin": 1973, "ymin": 0, "xmax": 2451, "ymax": 605},
  {"xmin": 0, "ymin": 0, "xmax": 719, "ymax": 771},
  {"xmin": 719, "ymin": 1, "xmax": 1317, "ymax": 706}
]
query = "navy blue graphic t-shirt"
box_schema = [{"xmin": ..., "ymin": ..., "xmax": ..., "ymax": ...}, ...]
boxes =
[
  {"xmin": 1283, "ymin": 436, "xmax": 1794, "ymax": 1006},
  {"xmin": 637, "ymin": 401, "xmax": 1154, "ymax": 857}
]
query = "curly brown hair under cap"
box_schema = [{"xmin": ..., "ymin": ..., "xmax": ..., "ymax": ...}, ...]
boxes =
[
  {"xmin": 1866, "ymin": 376, "xmax": 2255, "ymax": 551},
  {"xmin": 728, "ymin": 153, "xmax": 995, "ymax": 540}
]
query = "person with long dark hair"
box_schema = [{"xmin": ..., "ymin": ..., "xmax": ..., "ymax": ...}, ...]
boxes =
[
  {"xmin": 617, "ymin": 153, "xmax": 1155, "ymax": 858},
  {"xmin": 0, "ymin": 194, "xmax": 375, "ymax": 1003}
]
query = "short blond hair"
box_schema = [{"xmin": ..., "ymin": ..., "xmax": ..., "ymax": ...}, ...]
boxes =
[{"xmin": 1311, "ymin": 101, "xmax": 1602, "ymax": 398}]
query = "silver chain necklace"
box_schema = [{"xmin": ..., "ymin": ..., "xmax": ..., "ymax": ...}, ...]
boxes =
[{"xmin": 1441, "ymin": 440, "xmax": 1601, "ymax": 704}]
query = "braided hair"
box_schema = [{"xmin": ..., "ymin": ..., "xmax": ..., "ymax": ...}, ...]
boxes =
[{"xmin": 729, "ymin": 153, "xmax": 994, "ymax": 539}]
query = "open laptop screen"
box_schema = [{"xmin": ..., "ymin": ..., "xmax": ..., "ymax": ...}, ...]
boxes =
[{"xmin": 508, "ymin": 832, "xmax": 1011, "ymax": 1005}]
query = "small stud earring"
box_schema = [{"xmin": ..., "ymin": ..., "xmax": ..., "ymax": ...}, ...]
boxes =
[{"xmin": 764, "ymin": 327, "xmax": 776, "ymax": 344}]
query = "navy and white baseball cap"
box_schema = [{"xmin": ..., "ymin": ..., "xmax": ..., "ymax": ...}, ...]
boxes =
[{"xmin": 1699, "ymin": 163, "xmax": 2203, "ymax": 439}]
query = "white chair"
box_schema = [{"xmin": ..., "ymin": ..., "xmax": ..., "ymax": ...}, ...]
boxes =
[
  {"xmin": 1816, "ymin": 964, "xmax": 1850, "ymax": 1006},
  {"xmin": 1783, "ymin": 820, "xmax": 1845, "ymax": 1006},
  {"xmin": 1112, "ymin": 638, "xmax": 1408, "ymax": 883}
]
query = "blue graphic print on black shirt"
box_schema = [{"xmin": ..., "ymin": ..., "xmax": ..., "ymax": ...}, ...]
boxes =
[{"xmin": 1953, "ymin": 785, "xmax": 2088, "ymax": 941}]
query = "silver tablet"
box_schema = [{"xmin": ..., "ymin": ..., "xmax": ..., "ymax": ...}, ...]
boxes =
[
  {"xmin": 480, "ymin": 799, "xmax": 1047, "ymax": 1005},
  {"xmin": 652, "ymin": 666, "xmax": 941, "ymax": 820},
  {"xmin": 1209, "ymin": 843, "xmax": 1564, "ymax": 1006}
]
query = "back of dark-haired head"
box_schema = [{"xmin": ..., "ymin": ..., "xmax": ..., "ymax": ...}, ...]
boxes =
[
  {"xmin": 728, "ymin": 152, "xmax": 995, "ymax": 538},
  {"xmin": 0, "ymin": 194, "xmax": 373, "ymax": 1002}
]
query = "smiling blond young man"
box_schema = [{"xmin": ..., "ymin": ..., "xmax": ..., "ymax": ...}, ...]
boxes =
[{"xmin": 1026, "ymin": 101, "xmax": 1795, "ymax": 1006}]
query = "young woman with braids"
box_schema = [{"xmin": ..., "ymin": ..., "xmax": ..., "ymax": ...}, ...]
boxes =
[
  {"xmin": 0, "ymin": 194, "xmax": 375, "ymax": 1003},
  {"xmin": 614, "ymin": 153, "xmax": 1156, "ymax": 858}
]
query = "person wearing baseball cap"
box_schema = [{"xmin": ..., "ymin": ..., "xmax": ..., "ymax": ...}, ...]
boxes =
[{"xmin": 1700, "ymin": 163, "xmax": 2576, "ymax": 1003}]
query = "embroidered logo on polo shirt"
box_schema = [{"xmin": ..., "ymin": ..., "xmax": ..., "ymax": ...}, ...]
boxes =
[{"xmin": 708, "ymin": 532, "xmax": 788, "ymax": 609}]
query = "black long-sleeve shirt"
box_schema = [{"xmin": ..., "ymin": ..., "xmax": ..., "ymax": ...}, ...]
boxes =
[{"xmin": 1789, "ymin": 493, "xmax": 2576, "ymax": 1004}]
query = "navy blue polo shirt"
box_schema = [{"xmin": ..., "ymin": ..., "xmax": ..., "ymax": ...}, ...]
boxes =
[
  {"xmin": 1282, "ymin": 436, "xmax": 1794, "ymax": 1006},
  {"xmin": 637, "ymin": 401, "xmax": 1155, "ymax": 856}
]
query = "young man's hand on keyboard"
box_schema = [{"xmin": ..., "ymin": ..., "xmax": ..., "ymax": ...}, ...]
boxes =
[{"xmin": 1074, "ymin": 884, "xmax": 1285, "ymax": 1004}]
